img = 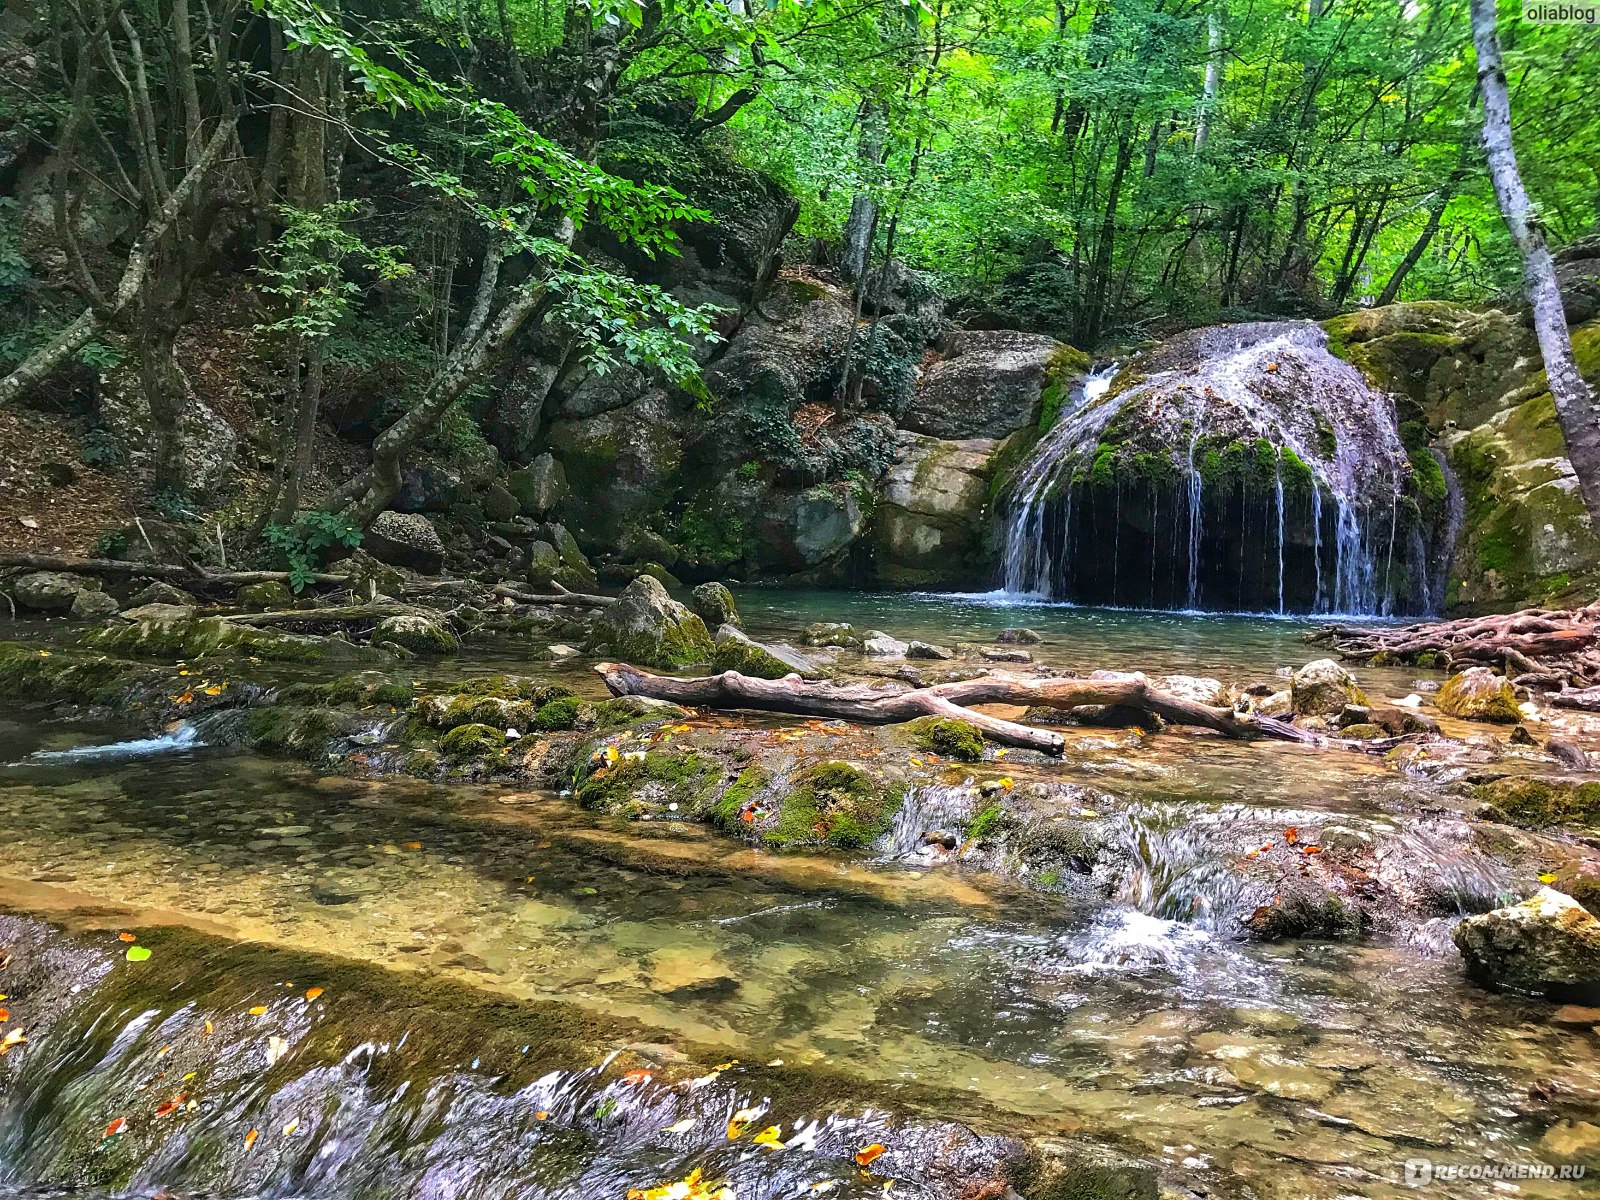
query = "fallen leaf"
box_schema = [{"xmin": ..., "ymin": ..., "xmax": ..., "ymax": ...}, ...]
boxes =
[
  {"xmin": 204, "ymin": 685, "xmax": 224, "ymax": 696},
  {"xmin": 1538, "ymin": 871, "xmax": 1558, "ymax": 883},
  {"xmin": 118, "ymin": 932, "xmax": 136, "ymax": 943},
  {"xmin": 534, "ymin": 1110, "xmax": 550, "ymax": 1120},
  {"xmin": 304, "ymin": 987, "xmax": 324, "ymax": 1001},
  {"xmin": 663, "ymin": 1118, "xmax": 696, "ymax": 1134},
  {"xmin": 202, "ymin": 1020, "xmax": 214, "ymax": 1037},
  {"xmin": 0, "ymin": 1009, "xmax": 8, "ymax": 1023},
  {"xmin": 172, "ymin": 692, "xmax": 194, "ymax": 705},
  {"xmin": 126, "ymin": 946, "xmax": 152, "ymax": 962},
  {"xmin": 282, "ymin": 1118, "xmax": 299, "ymax": 1137},
  {"xmin": 156, "ymin": 1043, "xmax": 171, "ymax": 1058},
  {"xmin": 855, "ymin": 1143, "xmax": 887, "ymax": 1167},
  {"xmin": 248, "ymin": 1005, "xmax": 268, "ymax": 1016},
  {"xmin": 1285, "ymin": 827, "xmax": 1299, "ymax": 844},
  {"xmin": 996, "ymin": 777, "xmax": 1015, "ymax": 790},
  {"xmin": 752, "ymin": 1125, "xmax": 786, "ymax": 1150},
  {"xmin": 154, "ymin": 1099, "xmax": 179, "ymax": 1118},
  {"xmin": 621, "ymin": 1068, "xmax": 652, "ymax": 1085},
  {"xmin": 726, "ymin": 1105, "xmax": 763, "ymax": 1139},
  {"xmin": 1, "ymin": 1028, "xmax": 26, "ymax": 1053},
  {"xmin": 402, "ymin": 841, "xmax": 422, "ymax": 851},
  {"xmin": 266, "ymin": 1035, "xmax": 288, "ymax": 1067},
  {"xmin": 243, "ymin": 1129, "xmax": 259, "ymax": 1150},
  {"xmin": 104, "ymin": 1117, "xmax": 128, "ymax": 1138},
  {"xmin": 1302, "ymin": 845, "xmax": 1323, "ymax": 856}
]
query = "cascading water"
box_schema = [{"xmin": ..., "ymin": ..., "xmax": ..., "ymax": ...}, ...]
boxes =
[{"xmin": 996, "ymin": 321, "xmax": 1445, "ymax": 615}]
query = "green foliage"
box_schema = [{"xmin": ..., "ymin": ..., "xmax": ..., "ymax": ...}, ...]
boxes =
[
  {"xmin": 254, "ymin": 202, "xmax": 411, "ymax": 345},
  {"xmin": 264, "ymin": 511, "xmax": 362, "ymax": 592}
]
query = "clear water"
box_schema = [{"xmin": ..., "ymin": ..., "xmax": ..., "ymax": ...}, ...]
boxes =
[{"xmin": 0, "ymin": 595, "xmax": 1594, "ymax": 1199}]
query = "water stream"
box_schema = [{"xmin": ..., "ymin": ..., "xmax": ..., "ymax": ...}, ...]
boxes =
[{"xmin": 0, "ymin": 599, "xmax": 1594, "ymax": 1199}]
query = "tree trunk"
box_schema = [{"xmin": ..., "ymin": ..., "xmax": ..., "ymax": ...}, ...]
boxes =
[
  {"xmin": 839, "ymin": 99, "xmax": 886, "ymax": 284},
  {"xmin": 1193, "ymin": 5, "xmax": 1222, "ymax": 153},
  {"xmin": 1470, "ymin": 0, "xmax": 1600, "ymax": 531},
  {"xmin": 1376, "ymin": 169, "xmax": 1460, "ymax": 306}
]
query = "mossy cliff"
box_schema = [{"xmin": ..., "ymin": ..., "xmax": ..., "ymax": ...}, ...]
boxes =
[{"xmin": 1324, "ymin": 304, "xmax": 1600, "ymax": 610}]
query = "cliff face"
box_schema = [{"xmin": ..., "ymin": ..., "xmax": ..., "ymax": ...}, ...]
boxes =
[{"xmin": 1325, "ymin": 300, "xmax": 1600, "ymax": 611}]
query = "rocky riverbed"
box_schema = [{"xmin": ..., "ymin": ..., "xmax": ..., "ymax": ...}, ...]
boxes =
[{"xmin": 1, "ymin": 589, "xmax": 1600, "ymax": 1198}]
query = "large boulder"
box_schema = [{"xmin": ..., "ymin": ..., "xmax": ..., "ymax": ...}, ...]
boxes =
[
  {"xmin": 12, "ymin": 571, "xmax": 95, "ymax": 612},
  {"xmin": 793, "ymin": 484, "xmax": 866, "ymax": 567},
  {"xmin": 1291, "ymin": 659, "xmax": 1367, "ymax": 717},
  {"xmin": 902, "ymin": 330, "xmax": 1073, "ymax": 439},
  {"xmin": 592, "ymin": 575, "xmax": 713, "ymax": 668},
  {"xmin": 373, "ymin": 614, "xmax": 460, "ymax": 655},
  {"xmin": 1437, "ymin": 667, "xmax": 1521, "ymax": 723},
  {"xmin": 690, "ymin": 582, "xmax": 740, "ymax": 630},
  {"xmin": 1454, "ymin": 887, "xmax": 1600, "ymax": 1000},
  {"xmin": 69, "ymin": 589, "xmax": 119, "ymax": 620},
  {"xmin": 364, "ymin": 512, "xmax": 446, "ymax": 575},
  {"xmin": 872, "ymin": 433, "xmax": 1001, "ymax": 588},
  {"xmin": 545, "ymin": 389, "xmax": 685, "ymax": 544},
  {"xmin": 97, "ymin": 361, "xmax": 237, "ymax": 498},
  {"xmin": 543, "ymin": 524, "xmax": 598, "ymax": 592},
  {"xmin": 506, "ymin": 454, "xmax": 569, "ymax": 517}
]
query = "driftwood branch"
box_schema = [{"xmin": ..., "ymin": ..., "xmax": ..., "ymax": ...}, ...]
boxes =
[
  {"xmin": 214, "ymin": 603, "xmax": 423, "ymax": 627},
  {"xmin": 595, "ymin": 662, "xmax": 1318, "ymax": 755},
  {"xmin": 0, "ymin": 553, "xmax": 346, "ymax": 589},
  {"xmin": 492, "ymin": 584, "xmax": 616, "ymax": 608}
]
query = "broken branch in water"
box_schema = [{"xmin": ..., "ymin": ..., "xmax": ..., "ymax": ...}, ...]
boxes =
[{"xmin": 595, "ymin": 662, "xmax": 1320, "ymax": 755}]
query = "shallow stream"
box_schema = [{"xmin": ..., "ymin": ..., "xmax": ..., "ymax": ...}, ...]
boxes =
[{"xmin": 0, "ymin": 594, "xmax": 1595, "ymax": 1199}]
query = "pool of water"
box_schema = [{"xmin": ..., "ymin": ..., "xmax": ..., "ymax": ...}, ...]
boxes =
[{"xmin": 0, "ymin": 593, "xmax": 1594, "ymax": 1199}]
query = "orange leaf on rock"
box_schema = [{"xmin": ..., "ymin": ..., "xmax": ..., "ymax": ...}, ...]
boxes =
[
  {"xmin": 104, "ymin": 1117, "xmax": 127, "ymax": 1138},
  {"xmin": 1285, "ymin": 827, "xmax": 1298, "ymax": 844},
  {"xmin": 0, "ymin": 1008, "xmax": 8, "ymax": 1022},
  {"xmin": 243, "ymin": 1129, "xmax": 259, "ymax": 1150},
  {"xmin": 621, "ymin": 1068, "xmax": 652, "ymax": 1085},
  {"xmin": 304, "ymin": 987, "xmax": 324, "ymax": 1001},
  {"xmin": 118, "ymin": 932, "xmax": 136, "ymax": 943},
  {"xmin": 1302, "ymin": 845, "xmax": 1323, "ymax": 855},
  {"xmin": 855, "ymin": 1143, "xmax": 886, "ymax": 1167}
]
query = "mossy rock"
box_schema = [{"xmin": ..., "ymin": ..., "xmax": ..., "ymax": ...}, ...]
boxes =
[
  {"xmin": 278, "ymin": 672, "xmax": 415, "ymax": 709},
  {"xmin": 0, "ymin": 642, "xmax": 152, "ymax": 707},
  {"xmin": 440, "ymin": 723, "xmax": 507, "ymax": 758},
  {"xmin": 765, "ymin": 761, "xmax": 903, "ymax": 850},
  {"xmin": 534, "ymin": 695, "xmax": 583, "ymax": 731},
  {"xmin": 708, "ymin": 764, "xmax": 772, "ymax": 829},
  {"xmin": 965, "ymin": 802, "xmax": 1008, "ymax": 842},
  {"xmin": 1474, "ymin": 776, "xmax": 1600, "ymax": 829},
  {"xmin": 573, "ymin": 748, "xmax": 720, "ymax": 817},
  {"xmin": 1437, "ymin": 667, "xmax": 1521, "ymax": 723},
  {"xmin": 235, "ymin": 580, "xmax": 294, "ymax": 609},
  {"xmin": 373, "ymin": 614, "xmax": 460, "ymax": 656},
  {"xmin": 907, "ymin": 716, "xmax": 984, "ymax": 762},
  {"xmin": 244, "ymin": 705, "xmax": 344, "ymax": 759},
  {"xmin": 710, "ymin": 626, "xmax": 814, "ymax": 680},
  {"xmin": 85, "ymin": 615, "xmax": 384, "ymax": 665}
]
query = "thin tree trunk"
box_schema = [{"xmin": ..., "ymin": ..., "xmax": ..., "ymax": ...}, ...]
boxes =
[
  {"xmin": 1376, "ymin": 163, "xmax": 1465, "ymax": 306},
  {"xmin": 839, "ymin": 99, "xmax": 886, "ymax": 284},
  {"xmin": 1194, "ymin": 5, "xmax": 1222, "ymax": 153},
  {"xmin": 1470, "ymin": 0, "xmax": 1600, "ymax": 530}
]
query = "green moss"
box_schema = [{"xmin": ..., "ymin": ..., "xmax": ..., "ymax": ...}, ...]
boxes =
[
  {"xmin": 1313, "ymin": 412, "xmax": 1337, "ymax": 459},
  {"xmin": 1474, "ymin": 776, "xmax": 1600, "ymax": 829},
  {"xmin": 244, "ymin": 705, "xmax": 341, "ymax": 759},
  {"xmin": 1089, "ymin": 443, "xmax": 1117, "ymax": 487},
  {"xmin": 1279, "ymin": 446, "xmax": 1315, "ymax": 494},
  {"xmin": 765, "ymin": 761, "xmax": 902, "ymax": 850},
  {"xmin": 1567, "ymin": 875, "xmax": 1600, "ymax": 917},
  {"xmin": 455, "ymin": 676, "xmax": 573, "ymax": 704},
  {"xmin": 440, "ymin": 723, "xmax": 506, "ymax": 758},
  {"xmin": 710, "ymin": 764, "xmax": 771, "ymax": 828},
  {"xmin": 534, "ymin": 695, "xmax": 583, "ymax": 731},
  {"xmin": 907, "ymin": 716, "xmax": 984, "ymax": 762},
  {"xmin": 1437, "ymin": 670, "xmax": 1521, "ymax": 723},
  {"xmin": 0, "ymin": 642, "xmax": 150, "ymax": 707},
  {"xmin": 966, "ymin": 803, "xmax": 1006, "ymax": 842},
  {"xmin": 573, "ymin": 749, "xmax": 718, "ymax": 816}
]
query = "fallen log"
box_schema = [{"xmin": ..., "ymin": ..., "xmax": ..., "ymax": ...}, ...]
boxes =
[
  {"xmin": 492, "ymin": 584, "xmax": 616, "ymax": 608},
  {"xmin": 216, "ymin": 603, "xmax": 423, "ymax": 627},
  {"xmin": 595, "ymin": 662, "xmax": 1319, "ymax": 755},
  {"xmin": 0, "ymin": 553, "xmax": 345, "ymax": 588}
]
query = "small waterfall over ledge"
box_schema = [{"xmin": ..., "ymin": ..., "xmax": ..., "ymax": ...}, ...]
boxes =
[{"xmin": 998, "ymin": 321, "xmax": 1450, "ymax": 615}]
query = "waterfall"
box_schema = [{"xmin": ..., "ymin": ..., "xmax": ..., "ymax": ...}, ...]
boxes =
[{"xmin": 994, "ymin": 320, "xmax": 1430, "ymax": 615}]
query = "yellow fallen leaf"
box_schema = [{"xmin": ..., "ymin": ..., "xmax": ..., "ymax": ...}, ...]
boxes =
[
  {"xmin": 248, "ymin": 1005, "xmax": 268, "ymax": 1016},
  {"xmin": 996, "ymin": 777, "xmax": 1014, "ymax": 791},
  {"xmin": 0, "ymin": 1028, "xmax": 25, "ymax": 1053},
  {"xmin": 534, "ymin": 1110, "xmax": 550, "ymax": 1120},
  {"xmin": 282, "ymin": 1118, "xmax": 299, "ymax": 1137},
  {"xmin": 992, "ymin": 748, "xmax": 1008, "ymax": 759},
  {"xmin": 204, "ymin": 685, "xmax": 224, "ymax": 696},
  {"xmin": 751, "ymin": 1125, "xmax": 786, "ymax": 1150},
  {"xmin": 1538, "ymin": 871, "xmax": 1558, "ymax": 883},
  {"xmin": 243, "ymin": 1128, "xmax": 259, "ymax": 1150},
  {"xmin": 726, "ymin": 1105, "xmax": 763, "ymax": 1139},
  {"xmin": 156, "ymin": 1043, "xmax": 171, "ymax": 1058},
  {"xmin": 908, "ymin": 757, "xmax": 923, "ymax": 766},
  {"xmin": 662, "ymin": 1117, "xmax": 696, "ymax": 1134},
  {"xmin": 304, "ymin": 986, "xmax": 324, "ymax": 1001},
  {"xmin": 182, "ymin": 1072, "xmax": 196, "ymax": 1082},
  {"xmin": 203, "ymin": 1020, "xmax": 214, "ymax": 1036}
]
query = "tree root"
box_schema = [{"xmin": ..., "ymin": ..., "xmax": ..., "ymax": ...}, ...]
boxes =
[{"xmin": 596, "ymin": 662, "xmax": 1324, "ymax": 755}]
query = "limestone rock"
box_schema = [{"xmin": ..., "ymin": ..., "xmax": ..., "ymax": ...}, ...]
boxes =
[
  {"xmin": 711, "ymin": 625, "xmax": 815, "ymax": 680},
  {"xmin": 1437, "ymin": 667, "xmax": 1521, "ymax": 723},
  {"xmin": 996, "ymin": 627, "xmax": 1042, "ymax": 644},
  {"xmin": 862, "ymin": 631, "xmax": 909, "ymax": 659},
  {"xmin": 13, "ymin": 571, "xmax": 93, "ymax": 612},
  {"xmin": 800, "ymin": 622, "xmax": 861, "ymax": 648},
  {"xmin": 545, "ymin": 523, "xmax": 598, "ymax": 592},
  {"xmin": 1254, "ymin": 690, "xmax": 1293, "ymax": 718},
  {"xmin": 592, "ymin": 575, "xmax": 713, "ymax": 668},
  {"xmin": 982, "ymin": 646, "xmax": 1032, "ymax": 663},
  {"xmin": 507, "ymin": 453, "xmax": 570, "ymax": 517},
  {"xmin": 68, "ymin": 589, "xmax": 119, "ymax": 621},
  {"xmin": 902, "ymin": 329, "xmax": 1067, "ymax": 439},
  {"xmin": 906, "ymin": 640, "xmax": 954, "ymax": 660},
  {"xmin": 793, "ymin": 484, "xmax": 866, "ymax": 566},
  {"xmin": 874, "ymin": 433, "xmax": 1001, "ymax": 588},
  {"xmin": 126, "ymin": 581, "xmax": 196, "ymax": 608},
  {"xmin": 481, "ymin": 482, "xmax": 520, "ymax": 523},
  {"xmin": 1453, "ymin": 887, "xmax": 1600, "ymax": 999},
  {"xmin": 339, "ymin": 550, "xmax": 405, "ymax": 602},
  {"xmin": 690, "ymin": 582, "xmax": 740, "ymax": 630},
  {"xmin": 1291, "ymin": 659, "xmax": 1368, "ymax": 717},
  {"xmin": 374, "ymin": 614, "xmax": 460, "ymax": 655},
  {"xmin": 236, "ymin": 580, "xmax": 293, "ymax": 609},
  {"xmin": 365, "ymin": 512, "xmax": 446, "ymax": 575}
]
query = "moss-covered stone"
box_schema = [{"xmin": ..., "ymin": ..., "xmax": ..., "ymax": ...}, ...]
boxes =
[
  {"xmin": 244, "ymin": 705, "xmax": 342, "ymax": 759},
  {"xmin": 440, "ymin": 722, "xmax": 507, "ymax": 758},
  {"xmin": 84, "ymin": 615, "xmax": 384, "ymax": 664},
  {"xmin": 591, "ymin": 576, "xmax": 713, "ymax": 668},
  {"xmin": 1474, "ymin": 776, "xmax": 1600, "ymax": 829},
  {"xmin": 1437, "ymin": 667, "xmax": 1521, "ymax": 723},
  {"xmin": 573, "ymin": 748, "xmax": 719, "ymax": 818},
  {"xmin": 709, "ymin": 763, "xmax": 772, "ymax": 829},
  {"xmin": 235, "ymin": 580, "xmax": 294, "ymax": 609},
  {"xmin": 907, "ymin": 716, "xmax": 984, "ymax": 762},
  {"xmin": 765, "ymin": 761, "xmax": 903, "ymax": 850},
  {"xmin": 0, "ymin": 642, "xmax": 152, "ymax": 707},
  {"xmin": 534, "ymin": 695, "xmax": 583, "ymax": 731},
  {"xmin": 373, "ymin": 614, "xmax": 460, "ymax": 655},
  {"xmin": 965, "ymin": 802, "xmax": 1007, "ymax": 842}
]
